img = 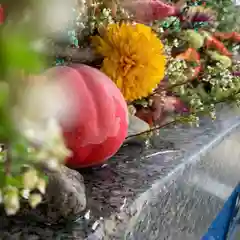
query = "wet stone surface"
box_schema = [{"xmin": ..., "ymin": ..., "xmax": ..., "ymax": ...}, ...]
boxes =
[{"xmin": 0, "ymin": 105, "xmax": 240, "ymax": 239}]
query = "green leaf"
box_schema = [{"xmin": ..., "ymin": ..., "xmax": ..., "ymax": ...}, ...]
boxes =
[
  {"xmin": 10, "ymin": 139, "xmax": 31, "ymax": 165},
  {"xmin": 197, "ymin": 85, "xmax": 209, "ymax": 101},
  {"xmin": 0, "ymin": 170, "xmax": 6, "ymax": 188},
  {"xmin": 0, "ymin": 82, "xmax": 9, "ymax": 108},
  {"xmin": 1, "ymin": 27, "xmax": 45, "ymax": 76},
  {"xmin": 38, "ymin": 173, "xmax": 49, "ymax": 184},
  {"xmin": 5, "ymin": 175, "xmax": 23, "ymax": 188}
]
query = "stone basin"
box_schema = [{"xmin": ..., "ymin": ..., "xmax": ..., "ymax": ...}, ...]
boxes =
[{"xmin": 1, "ymin": 104, "xmax": 240, "ymax": 239}]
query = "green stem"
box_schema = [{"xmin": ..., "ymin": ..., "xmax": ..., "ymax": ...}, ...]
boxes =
[
  {"xmin": 163, "ymin": 79, "xmax": 192, "ymax": 91},
  {"xmin": 126, "ymin": 120, "xmax": 177, "ymax": 139},
  {"xmin": 127, "ymin": 89, "xmax": 240, "ymax": 139}
]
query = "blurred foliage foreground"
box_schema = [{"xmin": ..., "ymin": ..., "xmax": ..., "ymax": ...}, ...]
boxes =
[{"xmin": 0, "ymin": 1, "xmax": 71, "ymax": 216}]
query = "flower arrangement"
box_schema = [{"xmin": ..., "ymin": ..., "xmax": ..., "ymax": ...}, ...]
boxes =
[
  {"xmin": 0, "ymin": 0, "xmax": 240, "ymax": 217},
  {"xmin": 70, "ymin": 0, "xmax": 240, "ymax": 128}
]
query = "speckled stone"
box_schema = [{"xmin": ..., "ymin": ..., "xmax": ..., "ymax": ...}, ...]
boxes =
[{"xmin": 1, "ymin": 105, "xmax": 240, "ymax": 239}]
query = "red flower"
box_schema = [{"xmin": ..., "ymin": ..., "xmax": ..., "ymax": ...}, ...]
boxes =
[
  {"xmin": 205, "ymin": 35, "xmax": 232, "ymax": 57},
  {"xmin": 213, "ymin": 32, "xmax": 240, "ymax": 43}
]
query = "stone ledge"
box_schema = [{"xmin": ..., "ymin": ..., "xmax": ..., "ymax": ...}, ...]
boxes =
[{"xmin": 1, "ymin": 105, "xmax": 240, "ymax": 239}]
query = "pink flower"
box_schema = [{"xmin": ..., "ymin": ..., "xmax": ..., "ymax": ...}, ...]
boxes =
[
  {"xmin": 150, "ymin": 0, "xmax": 177, "ymax": 21},
  {"xmin": 122, "ymin": 0, "xmax": 177, "ymax": 23}
]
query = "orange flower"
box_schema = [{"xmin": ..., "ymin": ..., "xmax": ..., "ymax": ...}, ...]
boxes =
[{"xmin": 176, "ymin": 48, "xmax": 201, "ymax": 79}]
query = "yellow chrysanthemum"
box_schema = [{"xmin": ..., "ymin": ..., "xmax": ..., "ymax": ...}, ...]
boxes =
[{"xmin": 92, "ymin": 23, "xmax": 166, "ymax": 101}]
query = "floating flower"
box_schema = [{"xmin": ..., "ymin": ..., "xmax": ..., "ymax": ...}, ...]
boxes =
[{"xmin": 92, "ymin": 23, "xmax": 166, "ymax": 101}]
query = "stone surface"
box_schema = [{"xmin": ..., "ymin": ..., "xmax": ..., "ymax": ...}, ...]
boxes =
[
  {"xmin": 0, "ymin": 165, "xmax": 86, "ymax": 228},
  {"xmin": 1, "ymin": 105, "xmax": 240, "ymax": 239},
  {"xmin": 42, "ymin": 165, "xmax": 86, "ymax": 223}
]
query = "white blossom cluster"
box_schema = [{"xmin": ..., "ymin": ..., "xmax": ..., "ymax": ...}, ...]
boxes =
[
  {"xmin": 87, "ymin": 6, "xmax": 115, "ymax": 34},
  {"xmin": 164, "ymin": 38, "xmax": 180, "ymax": 57},
  {"xmin": 166, "ymin": 59, "xmax": 222, "ymax": 122},
  {"xmin": 0, "ymin": 76, "xmax": 73, "ymax": 216},
  {"xmin": 188, "ymin": 114, "xmax": 200, "ymax": 127},
  {"xmin": 189, "ymin": 93, "xmax": 205, "ymax": 112},
  {"xmin": 0, "ymin": 117, "xmax": 71, "ymax": 216},
  {"xmin": 166, "ymin": 58, "xmax": 188, "ymax": 84},
  {"xmin": 203, "ymin": 64, "xmax": 234, "ymax": 89}
]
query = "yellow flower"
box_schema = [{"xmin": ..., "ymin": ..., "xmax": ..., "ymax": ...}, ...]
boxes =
[{"xmin": 92, "ymin": 23, "xmax": 166, "ymax": 101}]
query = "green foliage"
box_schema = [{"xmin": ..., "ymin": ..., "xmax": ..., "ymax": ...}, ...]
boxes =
[
  {"xmin": 0, "ymin": 23, "xmax": 44, "ymax": 214},
  {"xmin": 151, "ymin": 0, "xmax": 240, "ymax": 125},
  {"xmin": 171, "ymin": 0, "xmax": 240, "ymax": 31},
  {"xmin": 201, "ymin": 0, "xmax": 240, "ymax": 31}
]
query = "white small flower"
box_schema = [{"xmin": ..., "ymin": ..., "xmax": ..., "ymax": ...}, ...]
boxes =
[
  {"xmin": 23, "ymin": 169, "xmax": 38, "ymax": 190},
  {"xmin": 5, "ymin": 207, "xmax": 19, "ymax": 216},
  {"xmin": 158, "ymin": 27, "xmax": 164, "ymax": 33},
  {"xmin": 36, "ymin": 179, "xmax": 47, "ymax": 194},
  {"xmin": 29, "ymin": 194, "xmax": 42, "ymax": 208},
  {"xmin": 90, "ymin": 22, "xmax": 95, "ymax": 30},
  {"xmin": 173, "ymin": 39, "xmax": 179, "ymax": 47},
  {"xmin": 47, "ymin": 158, "xmax": 59, "ymax": 170},
  {"xmin": 21, "ymin": 189, "xmax": 30, "ymax": 199},
  {"xmin": 102, "ymin": 8, "xmax": 111, "ymax": 18},
  {"xmin": 3, "ymin": 187, "xmax": 20, "ymax": 216}
]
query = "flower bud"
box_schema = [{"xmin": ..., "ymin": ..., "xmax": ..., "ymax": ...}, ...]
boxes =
[
  {"xmin": 35, "ymin": 150, "xmax": 50, "ymax": 162},
  {"xmin": 23, "ymin": 169, "xmax": 38, "ymax": 190},
  {"xmin": 29, "ymin": 193, "xmax": 42, "ymax": 208},
  {"xmin": 52, "ymin": 144, "xmax": 72, "ymax": 162},
  {"xmin": 21, "ymin": 189, "xmax": 30, "ymax": 199},
  {"xmin": 184, "ymin": 30, "xmax": 204, "ymax": 49},
  {"xmin": 36, "ymin": 178, "xmax": 46, "ymax": 194},
  {"xmin": 3, "ymin": 187, "xmax": 20, "ymax": 216},
  {"xmin": 46, "ymin": 158, "xmax": 59, "ymax": 170}
]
